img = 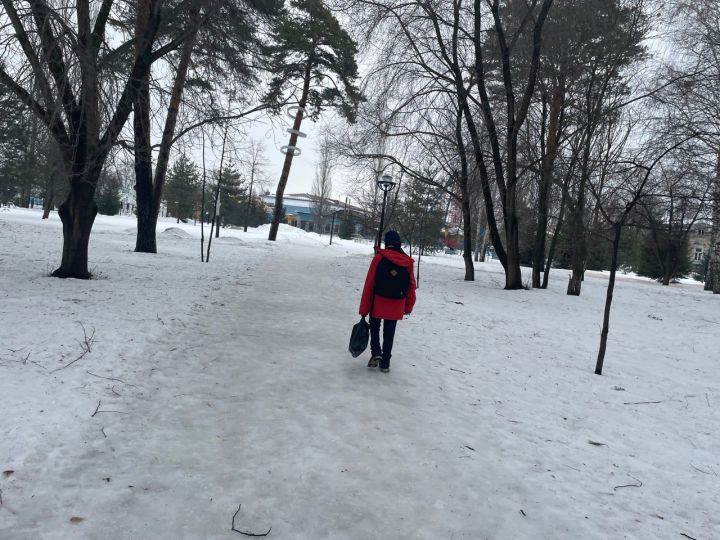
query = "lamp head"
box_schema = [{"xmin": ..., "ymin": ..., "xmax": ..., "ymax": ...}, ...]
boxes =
[{"xmin": 377, "ymin": 174, "xmax": 396, "ymax": 192}]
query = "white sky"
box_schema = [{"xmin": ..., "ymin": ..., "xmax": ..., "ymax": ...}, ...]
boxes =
[{"xmin": 248, "ymin": 116, "xmax": 323, "ymax": 196}]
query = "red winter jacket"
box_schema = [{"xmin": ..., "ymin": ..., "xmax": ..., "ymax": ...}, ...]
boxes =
[{"xmin": 359, "ymin": 247, "xmax": 416, "ymax": 320}]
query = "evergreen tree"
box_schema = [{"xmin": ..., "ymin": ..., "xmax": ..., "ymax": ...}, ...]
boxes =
[
  {"xmin": 0, "ymin": 89, "xmax": 50, "ymax": 206},
  {"xmin": 393, "ymin": 181, "xmax": 444, "ymax": 253},
  {"xmin": 95, "ymin": 173, "xmax": 122, "ymax": 216},
  {"xmin": 164, "ymin": 154, "xmax": 201, "ymax": 222},
  {"xmin": 243, "ymin": 196, "xmax": 272, "ymax": 228},
  {"xmin": 265, "ymin": 0, "xmax": 363, "ymax": 241},
  {"xmin": 338, "ymin": 211, "xmax": 356, "ymax": 239},
  {"xmin": 215, "ymin": 163, "xmax": 246, "ymax": 226},
  {"xmin": 635, "ymin": 231, "xmax": 692, "ymax": 282}
]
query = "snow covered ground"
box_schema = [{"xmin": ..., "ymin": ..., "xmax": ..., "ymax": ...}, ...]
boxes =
[{"xmin": 1, "ymin": 208, "xmax": 718, "ymax": 540}]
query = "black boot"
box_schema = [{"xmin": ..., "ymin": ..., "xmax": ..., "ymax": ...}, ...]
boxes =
[{"xmin": 367, "ymin": 355, "xmax": 382, "ymax": 368}]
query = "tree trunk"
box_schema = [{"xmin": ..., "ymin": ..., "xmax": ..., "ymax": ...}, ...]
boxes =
[
  {"xmin": 474, "ymin": 204, "xmax": 487, "ymax": 262},
  {"xmin": 532, "ymin": 79, "xmax": 564, "ymax": 288},
  {"xmin": 455, "ymin": 104, "xmax": 474, "ymax": 281},
  {"xmin": 137, "ymin": 27, "xmax": 198, "ymax": 253},
  {"xmin": 503, "ymin": 184, "xmax": 523, "ymax": 289},
  {"xmin": 661, "ymin": 270, "xmax": 671, "ymax": 286},
  {"xmin": 461, "ymin": 192, "xmax": 475, "ymax": 281},
  {"xmin": 595, "ymin": 224, "xmax": 622, "ymax": 375},
  {"xmin": 42, "ymin": 168, "xmax": 59, "ymax": 219},
  {"xmin": 52, "ymin": 174, "xmax": 99, "ymax": 279},
  {"xmin": 269, "ymin": 58, "xmax": 312, "ymax": 241},
  {"xmin": 532, "ymin": 177, "xmax": 551, "ymax": 288},
  {"xmin": 567, "ymin": 174, "xmax": 587, "ymax": 295},
  {"xmin": 457, "ymin": 86, "xmax": 507, "ymax": 269},
  {"xmin": 206, "ymin": 123, "xmax": 229, "ymax": 261},
  {"xmin": 417, "ymin": 244, "xmax": 422, "ymax": 288},
  {"xmin": 542, "ymin": 188, "xmax": 567, "ymax": 289},
  {"xmin": 566, "ymin": 209, "xmax": 585, "ymax": 296},
  {"xmin": 706, "ymin": 152, "xmax": 720, "ymax": 293},
  {"xmin": 133, "ymin": 0, "xmax": 156, "ymax": 254},
  {"xmin": 42, "ymin": 186, "xmax": 54, "ymax": 218},
  {"xmin": 244, "ymin": 168, "xmax": 255, "ymax": 233}
]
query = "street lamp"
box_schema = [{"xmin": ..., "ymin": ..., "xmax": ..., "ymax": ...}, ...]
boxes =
[
  {"xmin": 329, "ymin": 208, "xmax": 342, "ymax": 245},
  {"xmin": 376, "ymin": 174, "xmax": 396, "ymax": 247}
]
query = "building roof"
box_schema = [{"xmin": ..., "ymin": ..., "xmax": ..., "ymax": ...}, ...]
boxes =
[{"xmin": 261, "ymin": 193, "xmax": 364, "ymax": 214}]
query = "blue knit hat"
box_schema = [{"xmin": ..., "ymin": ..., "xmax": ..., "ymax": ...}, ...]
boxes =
[{"xmin": 384, "ymin": 230, "xmax": 401, "ymax": 246}]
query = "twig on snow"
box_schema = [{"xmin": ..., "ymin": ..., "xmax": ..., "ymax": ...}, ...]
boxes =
[
  {"xmin": 52, "ymin": 324, "xmax": 96, "ymax": 373},
  {"xmin": 111, "ymin": 385, "xmax": 121, "ymax": 397},
  {"xmin": 91, "ymin": 400, "xmax": 124, "ymax": 417},
  {"xmin": 680, "ymin": 533, "xmax": 698, "ymax": 540},
  {"xmin": 449, "ymin": 368, "xmax": 467, "ymax": 374},
  {"xmin": 91, "ymin": 400, "xmax": 102, "ymax": 417},
  {"xmin": 77, "ymin": 323, "xmax": 96, "ymax": 353},
  {"xmin": 231, "ymin": 504, "xmax": 271, "ymax": 537},
  {"xmin": 101, "ymin": 427, "xmax": 107, "ymax": 438},
  {"xmin": 623, "ymin": 400, "xmax": 681, "ymax": 405},
  {"xmin": 706, "ymin": 393, "xmax": 711, "ymax": 408},
  {"xmin": 86, "ymin": 371, "xmax": 135, "ymax": 386},
  {"xmin": 30, "ymin": 360, "xmax": 47, "ymax": 371},
  {"xmin": 690, "ymin": 463, "xmax": 717, "ymax": 476},
  {"xmin": 614, "ymin": 474, "xmax": 642, "ymax": 490},
  {"xmin": 22, "ymin": 352, "xmax": 30, "ymax": 364},
  {"xmin": 51, "ymin": 350, "xmax": 89, "ymax": 372}
]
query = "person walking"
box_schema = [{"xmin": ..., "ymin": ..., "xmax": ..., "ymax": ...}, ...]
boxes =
[{"xmin": 359, "ymin": 230, "xmax": 416, "ymax": 372}]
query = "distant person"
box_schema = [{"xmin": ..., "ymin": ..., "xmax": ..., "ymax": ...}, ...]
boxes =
[{"xmin": 359, "ymin": 230, "xmax": 416, "ymax": 372}]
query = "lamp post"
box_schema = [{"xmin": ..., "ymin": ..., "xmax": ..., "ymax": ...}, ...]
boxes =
[
  {"xmin": 329, "ymin": 208, "xmax": 342, "ymax": 245},
  {"xmin": 376, "ymin": 174, "xmax": 396, "ymax": 247}
]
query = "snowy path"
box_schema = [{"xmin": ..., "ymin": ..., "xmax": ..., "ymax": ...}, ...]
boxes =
[
  {"xmin": 47, "ymin": 247, "xmax": 720, "ymax": 538},
  {"xmin": 70, "ymin": 244, "xmax": 502, "ymax": 540}
]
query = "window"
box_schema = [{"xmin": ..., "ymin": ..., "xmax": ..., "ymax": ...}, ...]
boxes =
[
  {"xmin": 697, "ymin": 229, "xmax": 705, "ymax": 236},
  {"xmin": 694, "ymin": 248, "xmax": 704, "ymax": 261}
]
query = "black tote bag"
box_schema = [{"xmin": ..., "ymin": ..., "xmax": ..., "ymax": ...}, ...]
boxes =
[{"xmin": 348, "ymin": 316, "xmax": 370, "ymax": 358}]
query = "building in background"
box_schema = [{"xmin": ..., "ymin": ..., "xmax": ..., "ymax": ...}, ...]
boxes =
[
  {"xmin": 261, "ymin": 193, "xmax": 367, "ymax": 236},
  {"xmin": 688, "ymin": 221, "xmax": 712, "ymax": 273}
]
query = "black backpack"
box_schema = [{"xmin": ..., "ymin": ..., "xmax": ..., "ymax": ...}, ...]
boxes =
[{"xmin": 374, "ymin": 257, "xmax": 410, "ymax": 299}]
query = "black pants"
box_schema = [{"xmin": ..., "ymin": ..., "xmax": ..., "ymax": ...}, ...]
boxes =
[{"xmin": 369, "ymin": 318, "xmax": 397, "ymax": 369}]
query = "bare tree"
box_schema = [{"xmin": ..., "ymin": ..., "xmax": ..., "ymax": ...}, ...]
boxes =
[
  {"xmin": 637, "ymin": 161, "xmax": 712, "ymax": 285},
  {"xmin": 337, "ymin": 1, "xmax": 478, "ymax": 280},
  {"xmin": 668, "ymin": 0, "xmax": 720, "ymax": 293},
  {"xmin": 589, "ymin": 114, "xmax": 693, "ymax": 374},
  {"xmin": 133, "ymin": 0, "xmax": 278, "ymax": 253},
  {"xmin": 243, "ymin": 139, "xmax": 268, "ymax": 232},
  {"xmin": 311, "ymin": 135, "xmax": 334, "ymax": 233},
  {"xmin": 0, "ymin": 0, "xmax": 166, "ymax": 277}
]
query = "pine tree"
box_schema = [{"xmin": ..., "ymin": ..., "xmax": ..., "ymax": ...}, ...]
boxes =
[
  {"xmin": 338, "ymin": 212, "xmax": 355, "ymax": 239},
  {"xmin": 95, "ymin": 173, "xmax": 122, "ymax": 216},
  {"xmin": 265, "ymin": 0, "xmax": 363, "ymax": 241},
  {"xmin": 635, "ymin": 231, "xmax": 692, "ymax": 282},
  {"xmin": 164, "ymin": 154, "xmax": 201, "ymax": 222},
  {"xmin": 215, "ymin": 163, "xmax": 246, "ymax": 226}
]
